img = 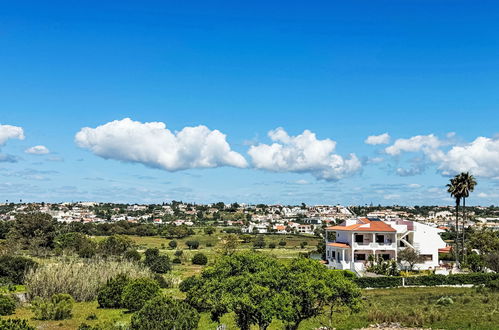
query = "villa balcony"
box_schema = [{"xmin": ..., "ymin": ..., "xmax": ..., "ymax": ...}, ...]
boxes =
[{"xmin": 352, "ymin": 242, "xmax": 397, "ymax": 249}]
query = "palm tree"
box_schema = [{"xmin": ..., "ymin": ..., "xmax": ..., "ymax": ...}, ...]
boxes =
[
  {"xmin": 447, "ymin": 175, "xmax": 462, "ymax": 262},
  {"xmin": 456, "ymin": 172, "xmax": 477, "ymax": 259}
]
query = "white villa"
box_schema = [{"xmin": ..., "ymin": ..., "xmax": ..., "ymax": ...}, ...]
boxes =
[{"xmin": 325, "ymin": 217, "xmax": 447, "ymax": 274}]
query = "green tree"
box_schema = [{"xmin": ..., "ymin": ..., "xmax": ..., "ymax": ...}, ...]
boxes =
[
  {"xmin": 397, "ymin": 248, "xmax": 424, "ymax": 271},
  {"xmin": 8, "ymin": 213, "xmax": 56, "ymax": 254},
  {"xmin": 168, "ymin": 240, "xmax": 177, "ymax": 249},
  {"xmin": 217, "ymin": 234, "xmax": 239, "ymax": 255},
  {"xmin": 130, "ymin": 295, "xmax": 200, "ymax": 330},
  {"xmin": 121, "ymin": 278, "xmax": 160, "ymax": 312},
  {"xmin": 204, "ymin": 226, "xmax": 215, "ymax": 236},
  {"xmin": 98, "ymin": 235, "xmax": 133, "ymax": 256},
  {"xmin": 144, "ymin": 248, "xmax": 171, "ymax": 273},
  {"xmin": 447, "ymin": 175, "xmax": 463, "ymax": 261},
  {"xmin": 456, "ymin": 172, "xmax": 477, "ymax": 259}
]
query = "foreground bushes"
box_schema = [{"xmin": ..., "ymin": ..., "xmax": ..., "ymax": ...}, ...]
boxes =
[
  {"xmin": 97, "ymin": 274, "xmax": 130, "ymax": 308},
  {"xmin": 0, "ymin": 255, "xmax": 38, "ymax": 285},
  {"xmin": 0, "ymin": 294, "xmax": 16, "ymax": 315},
  {"xmin": 0, "ymin": 319, "xmax": 35, "ymax": 330},
  {"xmin": 130, "ymin": 295, "xmax": 199, "ymax": 330},
  {"xmin": 121, "ymin": 278, "xmax": 160, "ymax": 311},
  {"xmin": 355, "ymin": 273, "xmax": 499, "ymax": 288},
  {"xmin": 25, "ymin": 258, "xmax": 152, "ymax": 301},
  {"xmin": 31, "ymin": 293, "xmax": 73, "ymax": 320}
]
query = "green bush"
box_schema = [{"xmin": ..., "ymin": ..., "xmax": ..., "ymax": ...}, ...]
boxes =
[
  {"xmin": 0, "ymin": 319, "xmax": 35, "ymax": 330},
  {"xmin": 121, "ymin": 278, "xmax": 160, "ymax": 311},
  {"xmin": 144, "ymin": 249, "xmax": 171, "ymax": 273},
  {"xmin": 97, "ymin": 274, "xmax": 130, "ymax": 308},
  {"xmin": 278, "ymin": 240, "xmax": 287, "ymax": 247},
  {"xmin": 31, "ymin": 293, "xmax": 73, "ymax": 320},
  {"xmin": 436, "ymin": 296, "xmax": 454, "ymax": 306},
  {"xmin": 186, "ymin": 240, "xmax": 199, "ymax": 249},
  {"xmin": 192, "ymin": 253, "xmax": 208, "ymax": 265},
  {"xmin": 123, "ymin": 249, "xmax": 141, "ymax": 262},
  {"xmin": 152, "ymin": 274, "xmax": 169, "ymax": 288},
  {"xmin": 269, "ymin": 242, "xmax": 276, "ymax": 249},
  {"xmin": 172, "ymin": 257, "xmax": 182, "ymax": 264},
  {"xmin": 0, "ymin": 255, "xmax": 38, "ymax": 284},
  {"xmin": 354, "ymin": 276, "xmax": 403, "ymax": 288},
  {"xmin": 98, "ymin": 235, "xmax": 133, "ymax": 255},
  {"xmin": 130, "ymin": 295, "xmax": 200, "ymax": 330},
  {"xmin": 168, "ymin": 240, "xmax": 177, "ymax": 249},
  {"xmin": 0, "ymin": 294, "xmax": 16, "ymax": 315},
  {"xmin": 174, "ymin": 250, "xmax": 183, "ymax": 257}
]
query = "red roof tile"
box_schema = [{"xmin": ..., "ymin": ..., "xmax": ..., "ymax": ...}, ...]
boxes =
[
  {"xmin": 326, "ymin": 218, "xmax": 395, "ymax": 232},
  {"xmin": 327, "ymin": 242, "xmax": 350, "ymax": 248}
]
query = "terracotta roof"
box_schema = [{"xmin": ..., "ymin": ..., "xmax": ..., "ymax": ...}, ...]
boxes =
[
  {"xmin": 327, "ymin": 242, "xmax": 350, "ymax": 248},
  {"xmin": 326, "ymin": 218, "xmax": 395, "ymax": 232},
  {"xmin": 438, "ymin": 246, "xmax": 452, "ymax": 253}
]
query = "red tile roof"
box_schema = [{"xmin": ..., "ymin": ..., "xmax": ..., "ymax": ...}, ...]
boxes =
[
  {"xmin": 327, "ymin": 242, "xmax": 350, "ymax": 248},
  {"xmin": 326, "ymin": 218, "xmax": 395, "ymax": 232}
]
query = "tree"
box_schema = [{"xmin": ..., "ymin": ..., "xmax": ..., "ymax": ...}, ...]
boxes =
[
  {"xmin": 192, "ymin": 253, "xmax": 208, "ymax": 265},
  {"xmin": 456, "ymin": 172, "xmax": 477, "ymax": 259},
  {"xmin": 168, "ymin": 240, "xmax": 177, "ymax": 249},
  {"xmin": 278, "ymin": 240, "xmax": 287, "ymax": 247},
  {"xmin": 144, "ymin": 248, "xmax": 171, "ymax": 273},
  {"xmin": 97, "ymin": 274, "xmax": 130, "ymax": 308},
  {"xmin": 253, "ymin": 235, "xmax": 266, "ymax": 249},
  {"xmin": 186, "ymin": 240, "xmax": 199, "ymax": 250},
  {"xmin": 204, "ymin": 226, "xmax": 215, "ymax": 236},
  {"xmin": 447, "ymin": 175, "xmax": 463, "ymax": 262},
  {"xmin": 217, "ymin": 234, "xmax": 239, "ymax": 256},
  {"xmin": 130, "ymin": 295, "xmax": 200, "ymax": 330},
  {"xmin": 98, "ymin": 235, "xmax": 133, "ymax": 256},
  {"xmin": 121, "ymin": 278, "xmax": 160, "ymax": 312},
  {"xmin": 397, "ymin": 248, "xmax": 424, "ymax": 271},
  {"xmin": 54, "ymin": 232, "xmax": 96, "ymax": 258},
  {"xmin": 8, "ymin": 213, "xmax": 57, "ymax": 254}
]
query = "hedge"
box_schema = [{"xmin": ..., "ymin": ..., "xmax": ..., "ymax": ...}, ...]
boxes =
[{"xmin": 354, "ymin": 273, "xmax": 499, "ymax": 288}]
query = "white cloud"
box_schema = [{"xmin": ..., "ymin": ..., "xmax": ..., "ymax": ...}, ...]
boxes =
[
  {"xmin": 0, "ymin": 124, "xmax": 24, "ymax": 145},
  {"xmin": 25, "ymin": 145, "xmax": 50, "ymax": 155},
  {"xmin": 438, "ymin": 137, "xmax": 499, "ymax": 177},
  {"xmin": 385, "ymin": 134, "xmax": 442, "ymax": 156},
  {"xmin": 365, "ymin": 133, "xmax": 390, "ymax": 145},
  {"xmin": 407, "ymin": 183, "xmax": 422, "ymax": 189},
  {"xmin": 75, "ymin": 118, "xmax": 248, "ymax": 171},
  {"xmin": 248, "ymin": 127, "xmax": 361, "ymax": 181}
]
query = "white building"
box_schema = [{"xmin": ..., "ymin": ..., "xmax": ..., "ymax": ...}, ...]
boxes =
[{"xmin": 325, "ymin": 217, "xmax": 447, "ymax": 275}]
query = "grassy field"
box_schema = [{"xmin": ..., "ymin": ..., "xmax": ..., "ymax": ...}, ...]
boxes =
[{"xmin": 4, "ymin": 287, "xmax": 498, "ymax": 329}]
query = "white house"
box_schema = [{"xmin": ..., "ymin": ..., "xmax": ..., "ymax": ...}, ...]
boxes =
[{"xmin": 325, "ymin": 217, "xmax": 447, "ymax": 275}]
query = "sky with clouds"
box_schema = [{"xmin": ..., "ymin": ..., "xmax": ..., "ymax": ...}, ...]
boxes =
[{"xmin": 1, "ymin": 1, "xmax": 498, "ymax": 205}]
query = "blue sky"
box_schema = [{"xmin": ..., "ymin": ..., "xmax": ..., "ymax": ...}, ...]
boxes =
[{"xmin": 1, "ymin": 0, "xmax": 498, "ymax": 205}]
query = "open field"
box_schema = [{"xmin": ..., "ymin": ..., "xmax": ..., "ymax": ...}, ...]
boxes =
[{"xmin": 3, "ymin": 287, "xmax": 498, "ymax": 329}]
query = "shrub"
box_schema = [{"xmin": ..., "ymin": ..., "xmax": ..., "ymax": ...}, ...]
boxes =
[
  {"xmin": 98, "ymin": 235, "xmax": 133, "ymax": 255},
  {"xmin": 121, "ymin": 278, "xmax": 160, "ymax": 311},
  {"xmin": 192, "ymin": 253, "xmax": 208, "ymax": 265},
  {"xmin": 0, "ymin": 294, "xmax": 16, "ymax": 315},
  {"xmin": 31, "ymin": 293, "xmax": 74, "ymax": 320},
  {"xmin": 152, "ymin": 274, "xmax": 169, "ymax": 289},
  {"xmin": 0, "ymin": 255, "xmax": 38, "ymax": 284},
  {"xmin": 0, "ymin": 319, "xmax": 35, "ymax": 330},
  {"xmin": 436, "ymin": 296, "xmax": 454, "ymax": 306},
  {"xmin": 172, "ymin": 257, "xmax": 182, "ymax": 264},
  {"xmin": 97, "ymin": 274, "xmax": 130, "ymax": 308},
  {"xmin": 355, "ymin": 273, "xmax": 499, "ymax": 288},
  {"xmin": 130, "ymin": 295, "xmax": 200, "ymax": 330},
  {"xmin": 144, "ymin": 249, "xmax": 171, "ymax": 273},
  {"xmin": 168, "ymin": 240, "xmax": 177, "ymax": 249},
  {"xmin": 186, "ymin": 240, "xmax": 199, "ymax": 250},
  {"xmin": 268, "ymin": 242, "xmax": 276, "ymax": 249},
  {"xmin": 123, "ymin": 249, "xmax": 141, "ymax": 262},
  {"xmin": 54, "ymin": 232, "xmax": 96, "ymax": 258},
  {"xmin": 278, "ymin": 240, "xmax": 287, "ymax": 247},
  {"xmin": 174, "ymin": 250, "xmax": 183, "ymax": 257},
  {"xmin": 300, "ymin": 241, "xmax": 308, "ymax": 249},
  {"xmin": 25, "ymin": 258, "xmax": 152, "ymax": 301},
  {"xmin": 253, "ymin": 236, "xmax": 265, "ymax": 249}
]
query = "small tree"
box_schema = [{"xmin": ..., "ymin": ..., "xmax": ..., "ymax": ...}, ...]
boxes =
[
  {"xmin": 204, "ymin": 226, "xmax": 215, "ymax": 236},
  {"xmin": 253, "ymin": 235, "xmax": 266, "ymax": 249},
  {"xmin": 144, "ymin": 248, "xmax": 171, "ymax": 273},
  {"xmin": 168, "ymin": 240, "xmax": 177, "ymax": 249},
  {"xmin": 192, "ymin": 253, "xmax": 208, "ymax": 265},
  {"xmin": 218, "ymin": 234, "xmax": 239, "ymax": 255},
  {"xmin": 398, "ymin": 248, "xmax": 424, "ymax": 271},
  {"xmin": 186, "ymin": 240, "xmax": 200, "ymax": 250},
  {"xmin": 0, "ymin": 295, "xmax": 16, "ymax": 315},
  {"xmin": 97, "ymin": 274, "xmax": 130, "ymax": 308},
  {"xmin": 121, "ymin": 278, "xmax": 160, "ymax": 312},
  {"xmin": 98, "ymin": 235, "xmax": 133, "ymax": 256},
  {"xmin": 130, "ymin": 295, "xmax": 200, "ymax": 330},
  {"xmin": 31, "ymin": 294, "xmax": 74, "ymax": 320},
  {"xmin": 278, "ymin": 240, "xmax": 287, "ymax": 247}
]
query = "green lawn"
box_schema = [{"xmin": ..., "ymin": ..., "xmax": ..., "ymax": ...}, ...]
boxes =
[{"xmin": 4, "ymin": 287, "xmax": 498, "ymax": 329}]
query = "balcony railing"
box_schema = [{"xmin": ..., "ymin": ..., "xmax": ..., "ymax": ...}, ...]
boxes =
[{"xmin": 353, "ymin": 242, "xmax": 397, "ymax": 249}]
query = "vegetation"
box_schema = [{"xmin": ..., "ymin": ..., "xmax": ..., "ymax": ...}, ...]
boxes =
[
  {"xmin": 31, "ymin": 293, "xmax": 74, "ymax": 320},
  {"xmin": 192, "ymin": 252, "xmax": 208, "ymax": 265},
  {"xmin": 25, "ymin": 259, "xmax": 151, "ymax": 301},
  {"xmin": 0, "ymin": 295, "xmax": 16, "ymax": 316},
  {"xmin": 121, "ymin": 278, "xmax": 160, "ymax": 312},
  {"xmin": 97, "ymin": 274, "xmax": 130, "ymax": 308},
  {"xmin": 130, "ymin": 295, "xmax": 200, "ymax": 330}
]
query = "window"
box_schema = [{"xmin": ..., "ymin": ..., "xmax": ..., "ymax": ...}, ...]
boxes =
[
  {"xmin": 420, "ymin": 254, "xmax": 433, "ymax": 261},
  {"xmin": 355, "ymin": 234, "xmax": 364, "ymax": 243},
  {"xmin": 375, "ymin": 234, "xmax": 385, "ymax": 243},
  {"xmin": 381, "ymin": 254, "xmax": 391, "ymax": 260},
  {"xmin": 355, "ymin": 253, "xmax": 366, "ymax": 261},
  {"xmin": 332, "ymin": 251, "xmax": 336, "ymax": 259}
]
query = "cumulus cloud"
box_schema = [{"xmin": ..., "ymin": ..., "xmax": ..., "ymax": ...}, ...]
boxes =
[
  {"xmin": 0, "ymin": 124, "xmax": 24, "ymax": 145},
  {"xmin": 365, "ymin": 133, "xmax": 390, "ymax": 145},
  {"xmin": 75, "ymin": 118, "xmax": 248, "ymax": 171},
  {"xmin": 25, "ymin": 145, "xmax": 50, "ymax": 155},
  {"xmin": 385, "ymin": 134, "xmax": 442, "ymax": 156},
  {"xmin": 437, "ymin": 137, "xmax": 499, "ymax": 177},
  {"xmin": 248, "ymin": 128, "xmax": 361, "ymax": 181},
  {"xmin": 381, "ymin": 133, "xmax": 499, "ymax": 178}
]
